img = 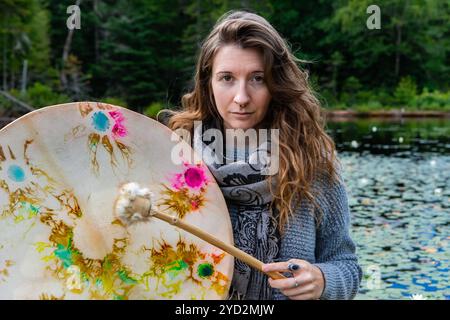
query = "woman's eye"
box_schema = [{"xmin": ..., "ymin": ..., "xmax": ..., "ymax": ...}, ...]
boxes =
[
  {"xmin": 221, "ymin": 75, "xmax": 232, "ymax": 82},
  {"xmin": 253, "ymin": 75, "xmax": 264, "ymax": 83}
]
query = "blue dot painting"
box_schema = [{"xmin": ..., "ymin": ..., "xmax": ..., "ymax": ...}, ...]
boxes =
[
  {"xmin": 91, "ymin": 111, "xmax": 110, "ymax": 132},
  {"xmin": 7, "ymin": 165, "xmax": 25, "ymax": 182}
]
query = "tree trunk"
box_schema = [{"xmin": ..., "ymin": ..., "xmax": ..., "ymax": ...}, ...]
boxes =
[
  {"xmin": 395, "ymin": 0, "xmax": 409, "ymax": 78},
  {"xmin": 10, "ymin": 62, "xmax": 15, "ymax": 89},
  {"xmin": 0, "ymin": 90, "xmax": 34, "ymax": 112},
  {"xmin": 195, "ymin": 0, "xmax": 202, "ymax": 44},
  {"xmin": 2, "ymin": 18, "xmax": 8, "ymax": 91},
  {"xmin": 61, "ymin": 0, "xmax": 82, "ymax": 91},
  {"xmin": 94, "ymin": 0, "xmax": 100, "ymax": 62},
  {"xmin": 21, "ymin": 59, "xmax": 28, "ymax": 94},
  {"xmin": 395, "ymin": 23, "xmax": 402, "ymax": 77}
]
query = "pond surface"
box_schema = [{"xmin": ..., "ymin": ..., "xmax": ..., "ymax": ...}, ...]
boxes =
[{"xmin": 327, "ymin": 118, "xmax": 450, "ymax": 300}]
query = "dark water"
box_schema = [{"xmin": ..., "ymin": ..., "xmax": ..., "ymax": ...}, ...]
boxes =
[
  {"xmin": 328, "ymin": 117, "xmax": 450, "ymax": 155},
  {"xmin": 327, "ymin": 118, "xmax": 450, "ymax": 300}
]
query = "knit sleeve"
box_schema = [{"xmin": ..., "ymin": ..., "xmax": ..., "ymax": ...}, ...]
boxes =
[
  {"xmin": 313, "ymin": 169, "xmax": 362, "ymax": 300},
  {"xmin": 155, "ymin": 109, "xmax": 173, "ymax": 127}
]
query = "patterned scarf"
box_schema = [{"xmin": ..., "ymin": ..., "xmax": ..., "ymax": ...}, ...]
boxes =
[{"xmin": 194, "ymin": 120, "xmax": 280, "ymax": 300}]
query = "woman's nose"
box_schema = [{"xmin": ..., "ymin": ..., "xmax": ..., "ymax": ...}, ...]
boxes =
[{"xmin": 233, "ymin": 82, "xmax": 250, "ymax": 106}]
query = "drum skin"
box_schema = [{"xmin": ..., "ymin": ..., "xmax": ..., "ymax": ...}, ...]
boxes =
[{"xmin": 0, "ymin": 102, "xmax": 234, "ymax": 300}]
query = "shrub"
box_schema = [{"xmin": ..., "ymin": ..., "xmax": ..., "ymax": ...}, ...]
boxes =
[
  {"xmin": 412, "ymin": 89, "xmax": 450, "ymax": 111},
  {"xmin": 101, "ymin": 97, "xmax": 128, "ymax": 108},
  {"xmin": 341, "ymin": 76, "xmax": 362, "ymax": 106},
  {"xmin": 394, "ymin": 76, "xmax": 417, "ymax": 106},
  {"xmin": 20, "ymin": 82, "xmax": 70, "ymax": 108},
  {"xmin": 144, "ymin": 102, "xmax": 164, "ymax": 118},
  {"xmin": 318, "ymin": 89, "xmax": 339, "ymax": 109},
  {"xmin": 0, "ymin": 95, "xmax": 15, "ymax": 112}
]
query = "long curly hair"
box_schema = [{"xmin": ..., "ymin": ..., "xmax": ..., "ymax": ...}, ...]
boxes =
[{"xmin": 161, "ymin": 10, "xmax": 339, "ymax": 233}]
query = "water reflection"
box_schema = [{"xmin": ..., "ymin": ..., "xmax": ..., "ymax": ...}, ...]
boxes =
[
  {"xmin": 327, "ymin": 118, "xmax": 450, "ymax": 155},
  {"xmin": 327, "ymin": 118, "xmax": 450, "ymax": 300}
]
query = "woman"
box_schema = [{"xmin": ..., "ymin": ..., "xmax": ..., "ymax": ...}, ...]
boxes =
[{"xmin": 158, "ymin": 10, "xmax": 362, "ymax": 300}]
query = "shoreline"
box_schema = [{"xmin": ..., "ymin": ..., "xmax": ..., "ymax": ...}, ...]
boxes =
[{"xmin": 325, "ymin": 110, "xmax": 450, "ymax": 118}]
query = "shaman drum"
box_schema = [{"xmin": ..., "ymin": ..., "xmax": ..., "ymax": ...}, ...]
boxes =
[{"xmin": 0, "ymin": 102, "xmax": 234, "ymax": 300}]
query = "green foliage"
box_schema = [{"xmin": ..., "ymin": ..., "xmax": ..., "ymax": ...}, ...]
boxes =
[
  {"xmin": 15, "ymin": 82, "xmax": 70, "ymax": 108},
  {"xmin": 101, "ymin": 97, "xmax": 128, "ymax": 108},
  {"xmin": 26, "ymin": 2, "xmax": 51, "ymax": 78},
  {"xmin": 0, "ymin": 95, "xmax": 14, "ymax": 111},
  {"xmin": 317, "ymin": 89, "xmax": 338, "ymax": 109},
  {"xmin": 412, "ymin": 89, "xmax": 450, "ymax": 111},
  {"xmin": 0, "ymin": 0, "xmax": 448, "ymax": 114},
  {"xmin": 144, "ymin": 102, "xmax": 164, "ymax": 118},
  {"xmin": 330, "ymin": 0, "xmax": 449, "ymax": 89},
  {"xmin": 88, "ymin": 0, "xmax": 191, "ymax": 108},
  {"xmin": 341, "ymin": 77, "xmax": 362, "ymax": 106},
  {"xmin": 394, "ymin": 77, "xmax": 417, "ymax": 106}
]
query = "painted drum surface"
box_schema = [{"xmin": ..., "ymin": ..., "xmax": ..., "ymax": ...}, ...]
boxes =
[{"xmin": 0, "ymin": 102, "xmax": 234, "ymax": 300}]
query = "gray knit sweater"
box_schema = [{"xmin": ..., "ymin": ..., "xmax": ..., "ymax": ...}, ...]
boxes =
[
  {"xmin": 275, "ymin": 170, "xmax": 361, "ymax": 300},
  {"xmin": 224, "ymin": 167, "xmax": 362, "ymax": 300}
]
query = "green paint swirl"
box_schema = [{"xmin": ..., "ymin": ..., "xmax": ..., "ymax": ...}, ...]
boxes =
[{"xmin": 197, "ymin": 263, "xmax": 214, "ymax": 278}]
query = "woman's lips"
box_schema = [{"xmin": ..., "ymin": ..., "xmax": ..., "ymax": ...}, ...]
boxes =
[{"xmin": 231, "ymin": 112, "xmax": 254, "ymax": 118}]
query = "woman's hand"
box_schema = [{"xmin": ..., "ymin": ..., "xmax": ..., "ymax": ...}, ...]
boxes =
[{"xmin": 262, "ymin": 259, "xmax": 325, "ymax": 300}]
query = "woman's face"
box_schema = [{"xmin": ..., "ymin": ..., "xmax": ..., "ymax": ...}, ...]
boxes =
[{"xmin": 211, "ymin": 45, "xmax": 271, "ymax": 130}]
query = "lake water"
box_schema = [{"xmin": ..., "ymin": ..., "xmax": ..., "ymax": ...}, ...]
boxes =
[{"xmin": 327, "ymin": 118, "xmax": 450, "ymax": 300}]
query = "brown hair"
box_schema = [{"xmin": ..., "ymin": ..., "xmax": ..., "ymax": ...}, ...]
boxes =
[{"xmin": 160, "ymin": 10, "xmax": 339, "ymax": 232}]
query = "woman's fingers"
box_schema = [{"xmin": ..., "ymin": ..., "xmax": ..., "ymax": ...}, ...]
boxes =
[
  {"xmin": 262, "ymin": 261, "xmax": 290, "ymax": 273},
  {"xmin": 264, "ymin": 259, "xmax": 325, "ymax": 300},
  {"xmin": 262, "ymin": 259, "xmax": 306, "ymax": 274},
  {"xmin": 281, "ymin": 283, "xmax": 316, "ymax": 298},
  {"xmin": 268, "ymin": 271, "xmax": 313, "ymax": 290}
]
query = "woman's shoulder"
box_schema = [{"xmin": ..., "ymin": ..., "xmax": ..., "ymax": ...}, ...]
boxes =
[
  {"xmin": 311, "ymin": 158, "xmax": 344, "ymax": 191},
  {"xmin": 156, "ymin": 109, "xmax": 175, "ymax": 127}
]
